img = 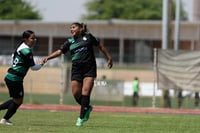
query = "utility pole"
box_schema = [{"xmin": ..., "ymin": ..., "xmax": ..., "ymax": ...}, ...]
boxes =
[
  {"xmin": 162, "ymin": 0, "xmax": 170, "ymax": 49},
  {"xmin": 174, "ymin": 0, "xmax": 181, "ymax": 50},
  {"xmin": 161, "ymin": 0, "xmax": 173, "ymax": 108}
]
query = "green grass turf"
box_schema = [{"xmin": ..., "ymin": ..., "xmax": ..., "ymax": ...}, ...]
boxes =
[
  {"xmin": 0, "ymin": 110, "xmax": 200, "ymax": 133},
  {"xmin": 0, "ymin": 92, "xmax": 198, "ymax": 109}
]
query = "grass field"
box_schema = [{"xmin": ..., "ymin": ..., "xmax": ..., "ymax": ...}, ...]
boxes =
[
  {"xmin": 0, "ymin": 92, "xmax": 199, "ymax": 109},
  {"xmin": 0, "ymin": 109, "xmax": 200, "ymax": 133},
  {"xmin": 0, "ymin": 93, "xmax": 200, "ymax": 132}
]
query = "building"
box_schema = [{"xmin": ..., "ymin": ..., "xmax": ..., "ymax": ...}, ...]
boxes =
[{"xmin": 0, "ymin": 20, "xmax": 200, "ymax": 65}]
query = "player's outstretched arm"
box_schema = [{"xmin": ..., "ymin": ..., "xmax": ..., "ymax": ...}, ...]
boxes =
[{"xmin": 42, "ymin": 49, "xmax": 63, "ymax": 64}]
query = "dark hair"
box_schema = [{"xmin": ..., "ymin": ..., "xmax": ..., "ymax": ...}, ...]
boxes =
[
  {"xmin": 71, "ymin": 22, "xmax": 88, "ymax": 35},
  {"xmin": 15, "ymin": 30, "xmax": 35, "ymax": 50},
  {"xmin": 22, "ymin": 30, "xmax": 34, "ymax": 39}
]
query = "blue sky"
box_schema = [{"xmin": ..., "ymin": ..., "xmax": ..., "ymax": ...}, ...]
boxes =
[{"xmin": 26, "ymin": 0, "xmax": 192, "ymax": 22}]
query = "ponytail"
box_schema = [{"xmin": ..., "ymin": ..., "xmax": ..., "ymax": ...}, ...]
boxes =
[
  {"xmin": 81, "ymin": 23, "xmax": 88, "ymax": 34},
  {"xmin": 71, "ymin": 22, "xmax": 89, "ymax": 35}
]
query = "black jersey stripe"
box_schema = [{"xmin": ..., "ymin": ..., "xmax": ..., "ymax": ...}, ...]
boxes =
[{"xmin": 7, "ymin": 68, "xmax": 26, "ymax": 77}]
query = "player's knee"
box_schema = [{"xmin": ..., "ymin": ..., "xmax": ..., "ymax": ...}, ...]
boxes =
[{"xmin": 13, "ymin": 98, "xmax": 23, "ymax": 105}]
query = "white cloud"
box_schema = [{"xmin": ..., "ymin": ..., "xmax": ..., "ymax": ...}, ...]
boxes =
[{"xmin": 26, "ymin": 0, "xmax": 88, "ymax": 22}]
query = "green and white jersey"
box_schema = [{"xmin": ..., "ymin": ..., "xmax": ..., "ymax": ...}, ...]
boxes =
[{"xmin": 5, "ymin": 43, "xmax": 35, "ymax": 81}]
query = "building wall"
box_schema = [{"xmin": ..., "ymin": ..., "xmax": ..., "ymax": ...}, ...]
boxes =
[
  {"xmin": 193, "ymin": 0, "xmax": 200, "ymax": 21},
  {"xmin": 0, "ymin": 20, "xmax": 199, "ymax": 64}
]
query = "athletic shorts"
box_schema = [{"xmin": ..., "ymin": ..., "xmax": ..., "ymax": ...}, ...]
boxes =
[
  {"xmin": 4, "ymin": 78, "xmax": 24, "ymax": 98},
  {"xmin": 71, "ymin": 62, "xmax": 97, "ymax": 82},
  {"xmin": 133, "ymin": 92, "xmax": 139, "ymax": 97}
]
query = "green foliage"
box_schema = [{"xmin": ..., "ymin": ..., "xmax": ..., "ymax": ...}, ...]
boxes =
[
  {"xmin": 82, "ymin": 0, "xmax": 187, "ymax": 20},
  {"xmin": 0, "ymin": 0, "xmax": 42, "ymax": 20}
]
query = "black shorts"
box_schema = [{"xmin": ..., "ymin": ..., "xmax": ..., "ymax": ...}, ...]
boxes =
[
  {"xmin": 4, "ymin": 78, "xmax": 24, "ymax": 98},
  {"xmin": 133, "ymin": 92, "xmax": 139, "ymax": 97},
  {"xmin": 71, "ymin": 62, "xmax": 97, "ymax": 82}
]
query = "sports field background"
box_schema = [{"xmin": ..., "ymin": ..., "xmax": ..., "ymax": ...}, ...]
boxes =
[
  {"xmin": 0, "ymin": 66, "xmax": 154, "ymax": 94},
  {"xmin": 1, "ymin": 66, "xmax": 200, "ymax": 132},
  {"xmin": 1, "ymin": 105, "xmax": 200, "ymax": 133},
  {"xmin": 0, "ymin": 65, "xmax": 199, "ymax": 109}
]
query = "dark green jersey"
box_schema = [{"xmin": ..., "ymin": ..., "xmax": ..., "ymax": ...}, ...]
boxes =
[
  {"xmin": 60, "ymin": 33, "xmax": 100, "ymax": 64},
  {"xmin": 5, "ymin": 43, "xmax": 35, "ymax": 81}
]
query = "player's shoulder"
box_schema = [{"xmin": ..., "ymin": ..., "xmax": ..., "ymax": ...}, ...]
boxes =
[
  {"xmin": 85, "ymin": 33, "xmax": 94, "ymax": 38},
  {"xmin": 85, "ymin": 33, "xmax": 97, "ymax": 40},
  {"xmin": 66, "ymin": 36, "xmax": 75, "ymax": 43},
  {"xmin": 20, "ymin": 48, "xmax": 32, "ymax": 55},
  {"xmin": 85, "ymin": 33, "xmax": 99, "ymax": 43},
  {"xmin": 17, "ymin": 43, "xmax": 32, "ymax": 55}
]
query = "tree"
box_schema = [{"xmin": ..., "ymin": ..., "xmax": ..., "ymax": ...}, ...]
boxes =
[
  {"xmin": 82, "ymin": 0, "xmax": 187, "ymax": 20},
  {"xmin": 0, "ymin": 0, "xmax": 42, "ymax": 20}
]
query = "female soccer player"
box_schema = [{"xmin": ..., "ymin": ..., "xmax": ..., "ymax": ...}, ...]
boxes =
[
  {"xmin": 42, "ymin": 22, "xmax": 113, "ymax": 126},
  {"xmin": 0, "ymin": 30, "xmax": 44, "ymax": 125}
]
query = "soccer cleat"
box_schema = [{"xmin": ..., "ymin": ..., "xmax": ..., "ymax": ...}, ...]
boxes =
[
  {"xmin": 83, "ymin": 105, "xmax": 93, "ymax": 121},
  {"xmin": 76, "ymin": 117, "xmax": 84, "ymax": 126},
  {"xmin": 0, "ymin": 118, "xmax": 13, "ymax": 125}
]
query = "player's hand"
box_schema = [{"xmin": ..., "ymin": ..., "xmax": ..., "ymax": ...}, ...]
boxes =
[
  {"xmin": 40, "ymin": 57, "xmax": 48, "ymax": 65},
  {"xmin": 107, "ymin": 58, "xmax": 113, "ymax": 69},
  {"xmin": 38, "ymin": 60, "xmax": 44, "ymax": 66}
]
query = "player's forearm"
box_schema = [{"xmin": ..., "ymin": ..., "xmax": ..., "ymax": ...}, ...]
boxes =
[
  {"xmin": 100, "ymin": 46, "xmax": 113, "ymax": 68},
  {"xmin": 101, "ymin": 46, "xmax": 112, "ymax": 60},
  {"xmin": 46, "ymin": 50, "xmax": 62, "ymax": 60}
]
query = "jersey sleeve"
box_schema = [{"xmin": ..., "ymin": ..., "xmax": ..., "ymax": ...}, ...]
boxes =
[
  {"xmin": 89, "ymin": 33, "xmax": 100, "ymax": 46},
  {"xmin": 25, "ymin": 52, "xmax": 35, "ymax": 67},
  {"xmin": 60, "ymin": 40, "xmax": 70, "ymax": 54},
  {"xmin": 19, "ymin": 48, "xmax": 35, "ymax": 67}
]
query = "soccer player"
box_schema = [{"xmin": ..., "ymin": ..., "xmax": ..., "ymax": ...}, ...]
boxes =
[
  {"xmin": 0, "ymin": 30, "xmax": 44, "ymax": 125},
  {"xmin": 42, "ymin": 22, "xmax": 113, "ymax": 126}
]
